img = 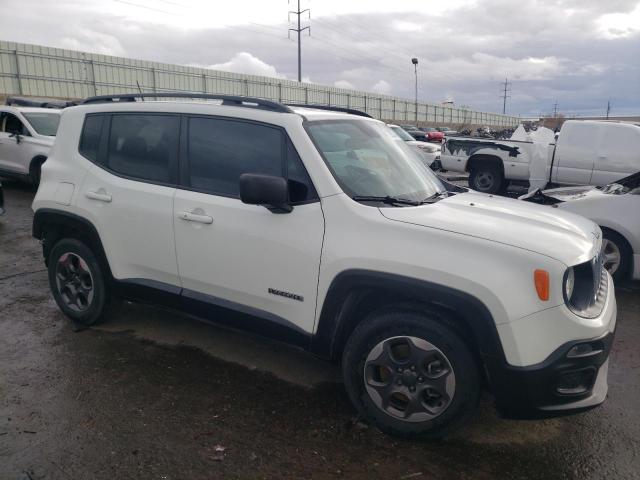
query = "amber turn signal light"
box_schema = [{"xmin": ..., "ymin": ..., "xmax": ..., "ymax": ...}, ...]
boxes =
[{"xmin": 534, "ymin": 269, "xmax": 550, "ymax": 301}]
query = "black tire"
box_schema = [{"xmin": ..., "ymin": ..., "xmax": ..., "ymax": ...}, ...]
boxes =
[
  {"xmin": 469, "ymin": 164, "xmax": 504, "ymax": 194},
  {"xmin": 48, "ymin": 238, "xmax": 115, "ymax": 326},
  {"xmin": 342, "ymin": 307, "xmax": 480, "ymax": 440},
  {"xmin": 29, "ymin": 158, "xmax": 44, "ymax": 188},
  {"xmin": 601, "ymin": 229, "xmax": 632, "ymax": 282}
]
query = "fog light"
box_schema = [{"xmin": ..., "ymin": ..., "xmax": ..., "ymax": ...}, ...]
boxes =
[
  {"xmin": 557, "ymin": 368, "xmax": 596, "ymax": 395},
  {"xmin": 567, "ymin": 343, "xmax": 601, "ymax": 358}
]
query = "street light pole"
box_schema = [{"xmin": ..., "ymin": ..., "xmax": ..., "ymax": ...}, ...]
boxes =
[{"xmin": 411, "ymin": 58, "xmax": 418, "ymax": 123}]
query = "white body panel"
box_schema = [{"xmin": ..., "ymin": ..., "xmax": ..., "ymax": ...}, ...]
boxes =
[
  {"xmin": 173, "ymin": 190, "xmax": 324, "ymax": 333},
  {"xmin": 0, "ymin": 106, "xmax": 57, "ymax": 176}
]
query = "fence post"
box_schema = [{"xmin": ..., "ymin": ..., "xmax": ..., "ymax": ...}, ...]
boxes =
[
  {"xmin": 89, "ymin": 60, "xmax": 97, "ymax": 96},
  {"xmin": 202, "ymin": 73, "xmax": 206, "ymax": 93},
  {"xmin": 379, "ymin": 98, "xmax": 382, "ymax": 119},
  {"xmin": 244, "ymin": 79, "xmax": 249, "ymax": 96},
  {"xmin": 152, "ymin": 67, "xmax": 157, "ymax": 93},
  {"xmin": 305, "ymin": 86, "xmax": 309, "ymax": 105},
  {"xmin": 327, "ymin": 91, "xmax": 331, "ymax": 106},
  {"xmin": 363, "ymin": 94, "xmax": 367, "ymax": 115},
  {"xmin": 392, "ymin": 99, "xmax": 396, "ymax": 121},
  {"xmin": 13, "ymin": 50, "xmax": 23, "ymax": 95},
  {"xmin": 278, "ymin": 83, "xmax": 282, "ymax": 103}
]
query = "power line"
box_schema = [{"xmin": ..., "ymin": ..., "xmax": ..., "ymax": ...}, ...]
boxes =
[
  {"xmin": 500, "ymin": 77, "xmax": 511, "ymax": 114},
  {"xmin": 288, "ymin": 0, "xmax": 310, "ymax": 82}
]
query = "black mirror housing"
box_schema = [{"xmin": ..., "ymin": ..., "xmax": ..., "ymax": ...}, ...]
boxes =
[{"xmin": 239, "ymin": 174, "xmax": 292, "ymax": 213}]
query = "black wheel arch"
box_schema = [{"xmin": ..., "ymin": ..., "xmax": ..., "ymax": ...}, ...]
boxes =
[
  {"xmin": 310, "ymin": 270, "xmax": 507, "ymax": 372},
  {"xmin": 33, "ymin": 208, "xmax": 114, "ymax": 282},
  {"xmin": 29, "ymin": 154, "xmax": 47, "ymax": 173},
  {"xmin": 466, "ymin": 154, "xmax": 504, "ymax": 174}
]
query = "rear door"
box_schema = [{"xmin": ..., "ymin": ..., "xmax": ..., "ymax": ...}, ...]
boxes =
[
  {"xmin": 75, "ymin": 112, "xmax": 181, "ymax": 287},
  {"xmin": 552, "ymin": 122, "xmax": 599, "ymax": 185},
  {"xmin": 173, "ymin": 115, "xmax": 324, "ymax": 336}
]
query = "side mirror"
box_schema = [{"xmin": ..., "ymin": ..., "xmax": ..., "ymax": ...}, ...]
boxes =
[
  {"xmin": 8, "ymin": 132, "xmax": 21, "ymax": 144},
  {"xmin": 239, "ymin": 173, "xmax": 292, "ymax": 213}
]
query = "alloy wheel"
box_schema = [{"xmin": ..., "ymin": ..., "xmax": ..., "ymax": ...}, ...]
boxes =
[
  {"xmin": 364, "ymin": 336, "xmax": 456, "ymax": 422},
  {"xmin": 601, "ymin": 239, "xmax": 621, "ymax": 276},
  {"xmin": 55, "ymin": 252, "xmax": 95, "ymax": 312}
]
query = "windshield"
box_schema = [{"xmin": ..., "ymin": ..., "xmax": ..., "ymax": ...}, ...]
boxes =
[
  {"xmin": 306, "ymin": 119, "xmax": 445, "ymax": 204},
  {"xmin": 22, "ymin": 112, "xmax": 60, "ymax": 136},
  {"xmin": 389, "ymin": 125, "xmax": 415, "ymax": 142}
]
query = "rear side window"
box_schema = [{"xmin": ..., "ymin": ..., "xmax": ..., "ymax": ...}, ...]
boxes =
[
  {"xmin": 187, "ymin": 117, "xmax": 283, "ymax": 197},
  {"xmin": 107, "ymin": 114, "xmax": 179, "ymax": 183},
  {"xmin": 79, "ymin": 114, "xmax": 104, "ymax": 162}
]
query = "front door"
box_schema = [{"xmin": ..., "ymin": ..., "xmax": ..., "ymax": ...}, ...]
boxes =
[
  {"xmin": 0, "ymin": 112, "xmax": 31, "ymax": 175},
  {"xmin": 173, "ymin": 115, "xmax": 324, "ymax": 336}
]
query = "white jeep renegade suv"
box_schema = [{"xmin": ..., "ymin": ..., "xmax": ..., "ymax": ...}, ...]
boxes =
[{"xmin": 32, "ymin": 94, "xmax": 617, "ymax": 439}]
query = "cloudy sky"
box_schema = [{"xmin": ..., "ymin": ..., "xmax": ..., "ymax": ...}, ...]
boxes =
[{"xmin": 1, "ymin": 0, "xmax": 639, "ymax": 117}]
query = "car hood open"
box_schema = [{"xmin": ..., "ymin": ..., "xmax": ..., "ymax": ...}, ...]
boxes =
[{"xmin": 379, "ymin": 191, "xmax": 599, "ymax": 265}]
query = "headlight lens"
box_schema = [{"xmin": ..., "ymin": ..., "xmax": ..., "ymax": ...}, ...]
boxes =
[
  {"xmin": 417, "ymin": 144, "xmax": 436, "ymax": 153},
  {"xmin": 564, "ymin": 267, "xmax": 575, "ymax": 300}
]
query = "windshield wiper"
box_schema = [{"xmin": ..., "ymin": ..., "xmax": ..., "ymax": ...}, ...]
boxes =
[
  {"xmin": 352, "ymin": 195, "xmax": 421, "ymax": 206},
  {"xmin": 419, "ymin": 191, "xmax": 450, "ymax": 204}
]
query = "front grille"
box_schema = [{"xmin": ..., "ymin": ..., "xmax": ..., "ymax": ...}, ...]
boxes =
[{"xmin": 572, "ymin": 253, "xmax": 608, "ymax": 319}]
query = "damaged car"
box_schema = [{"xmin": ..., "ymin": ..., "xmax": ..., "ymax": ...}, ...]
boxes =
[{"xmin": 521, "ymin": 171, "xmax": 640, "ymax": 281}]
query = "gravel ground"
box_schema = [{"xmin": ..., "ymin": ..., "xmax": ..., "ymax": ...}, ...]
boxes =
[{"xmin": 1, "ymin": 180, "xmax": 639, "ymax": 480}]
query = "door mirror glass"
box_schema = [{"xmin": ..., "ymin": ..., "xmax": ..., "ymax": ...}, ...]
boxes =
[{"xmin": 239, "ymin": 174, "xmax": 292, "ymax": 213}]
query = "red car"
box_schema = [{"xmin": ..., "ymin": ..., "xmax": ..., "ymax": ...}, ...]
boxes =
[{"xmin": 421, "ymin": 127, "xmax": 445, "ymax": 142}]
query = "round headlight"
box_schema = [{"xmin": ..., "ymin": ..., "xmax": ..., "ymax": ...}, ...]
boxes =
[{"xmin": 564, "ymin": 267, "xmax": 575, "ymax": 300}]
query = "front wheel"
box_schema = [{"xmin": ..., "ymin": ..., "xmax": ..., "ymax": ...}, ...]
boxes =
[
  {"xmin": 48, "ymin": 238, "xmax": 115, "ymax": 326},
  {"xmin": 342, "ymin": 308, "xmax": 480, "ymax": 439}
]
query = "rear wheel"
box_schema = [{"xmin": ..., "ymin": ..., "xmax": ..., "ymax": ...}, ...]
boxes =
[
  {"xmin": 342, "ymin": 308, "xmax": 480, "ymax": 439},
  {"xmin": 469, "ymin": 164, "xmax": 504, "ymax": 194},
  {"xmin": 48, "ymin": 238, "xmax": 115, "ymax": 326}
]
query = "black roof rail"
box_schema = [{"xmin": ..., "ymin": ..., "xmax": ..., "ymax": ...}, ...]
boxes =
[
  {"xmin": 80, "ymin": 93, "xmax": 294, "ymax": 113},
  {"xmin": 6, "ymin": 96, "xmax": 77, "ymax": 109},
  {"xmin": 287, "ymin": 103, "xmax": 373, "ymax": 118}
]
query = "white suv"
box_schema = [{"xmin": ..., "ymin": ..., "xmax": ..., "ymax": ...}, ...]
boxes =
[
  {"xmin": 32, "ymin": 94, "xmax": 617, "ymax": 439},
  {"xmin": 0, "ymin": 105, "xmax": 61, "ymax": 185}
]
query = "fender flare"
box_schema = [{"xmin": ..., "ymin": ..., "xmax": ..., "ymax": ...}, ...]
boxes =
[{"xmin": 310, "ymin": 269, "xmax": 507, "ymax": 366}]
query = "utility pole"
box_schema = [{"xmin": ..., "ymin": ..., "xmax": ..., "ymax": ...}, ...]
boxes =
[
  {"xmin": 500, "ymin": 78, "xmax": 511, "ymax": 114},
  {"xmin": 553, "ymin": 100, "xmax": 559, "ymax": 117},
  {"xmin": 606, "ymin": 100, "xmax": 611, "ymax": 119},
  {"xmin": 289, "ymin": 0, "xmax": 310, "ymax": 83}
]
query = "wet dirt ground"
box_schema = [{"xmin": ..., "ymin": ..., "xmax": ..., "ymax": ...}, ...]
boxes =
[{"xmin": 1, "ymin": 180, "xmax": 639, "ymax": 480}]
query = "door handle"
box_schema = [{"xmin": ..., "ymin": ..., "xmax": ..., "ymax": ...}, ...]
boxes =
[
  {"xmin": 178, "ymin": 211, "xmax": 213, "ymax": 224},
  {"xmin": 85, "ymin": 190, "xmax": 112, "ymax": 202}
]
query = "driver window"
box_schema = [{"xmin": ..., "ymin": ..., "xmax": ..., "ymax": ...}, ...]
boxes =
[{"xmin": 1, "ymin": 113, "xmax": 29, "ymax": 136}]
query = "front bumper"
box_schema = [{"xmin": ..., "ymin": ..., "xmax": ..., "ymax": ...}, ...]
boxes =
[{"xmin": 487, "ymin": 330, "xmax": 615, "ymax": 419}]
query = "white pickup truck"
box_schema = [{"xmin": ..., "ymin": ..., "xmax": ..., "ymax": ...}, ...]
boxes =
[{"xmin": 441, "ymin": 120, "xmax": 640, "ymax": 194}]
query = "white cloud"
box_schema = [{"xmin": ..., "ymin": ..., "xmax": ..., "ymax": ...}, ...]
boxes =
[
  {"xmin": 371, "ymin": 80, "xmax": 392, "ymax": 95},
  {"xmin": 334, "ymin": 79, "xmax": 356, "ymax": 89},
  {"xmin": 596, "ymin": 3, "xmax": 640, "ymax": 38},
  {"xmin": 59, "ymin": 30, "xmax": 125, "ymax": 56},
  {"xmin": 198, "ymin": 52, "xmax": 286, "ymax": 78}
]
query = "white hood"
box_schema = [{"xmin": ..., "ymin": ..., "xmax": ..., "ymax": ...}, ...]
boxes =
[{"xmin": 379, "ymin": 191, "xmax": 600, "ymax": 265}]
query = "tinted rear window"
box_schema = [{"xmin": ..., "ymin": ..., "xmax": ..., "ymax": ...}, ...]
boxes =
[
  {"xmin": 79, "ymin": 114, "xmax": 104, "ymax": 162},
  {"xmin": 107, "ymin": 114, "xmax": 179, "ymax": 183}
]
